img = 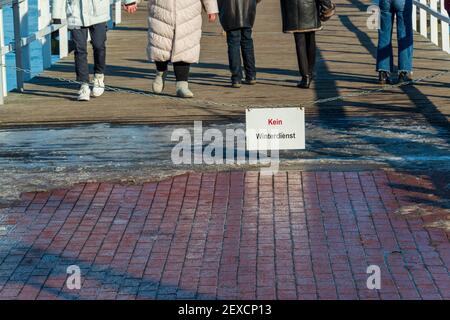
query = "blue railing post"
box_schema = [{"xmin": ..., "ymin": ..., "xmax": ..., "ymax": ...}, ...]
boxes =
[
  {"xmin": 12, "ymin": 0, "xmax": 30, "ymax": 93},
  {"xmin": 12, "ymin": 0, "xmax": 24, "ymax": 92},
  {"xmin": 39, "ymin": 0, "xmax": 52, "ymax": 69},
  {"xmin": 0, "ymin": 5, "xmax": 6, "ymax": 104}
]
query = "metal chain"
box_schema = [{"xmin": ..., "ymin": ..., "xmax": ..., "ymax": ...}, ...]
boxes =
[
  {"xmin": 300, "ymin": 69, "xmax": 450, "ymax": 107},
  {"xmin": 2, "ymin": 64, "xmax": 449, "ymax": 109}
]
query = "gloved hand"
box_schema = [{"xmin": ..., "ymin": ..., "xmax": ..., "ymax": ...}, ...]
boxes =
[{"xmin": 319, "ymin": 2, "xmax": 336, "ymax": 22}]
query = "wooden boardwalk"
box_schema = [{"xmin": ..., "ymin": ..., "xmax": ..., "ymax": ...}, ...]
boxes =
[{"xmin": 0, "ymin": 0, "xmax": 449, "ymax": 127}]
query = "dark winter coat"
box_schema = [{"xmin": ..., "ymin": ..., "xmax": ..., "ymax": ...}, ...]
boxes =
[
  {"xmin": 280, "ymin": 0, "xmax": 322, "ymax": 33},
  {"xmin": 218, "ymin": 0, "xmax": 260, "ymax": 32}
]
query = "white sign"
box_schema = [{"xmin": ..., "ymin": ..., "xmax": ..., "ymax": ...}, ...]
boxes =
[{"xmin": 246, "ymin": 107, "xmax": 305, "ymax": 151}]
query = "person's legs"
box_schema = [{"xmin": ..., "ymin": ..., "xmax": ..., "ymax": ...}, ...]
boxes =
[
  {"xmin": 89, "ymin": 23, "xmax": 108, "ymax": 97},
  {"xmin": 174, "ymin": 62, "xmax": 193, "ymax": 98},
  {"xmin": 294, "ymin": 32, "xmax": 309, "ymax": 77},
  {"xmin": 155, "ymin": 61, "xmax": 170, "ymax": 72},
  {"xmin": 71, "ymin": 27, "xmax": 89, "ymax": 84},
  {"xmin": 240, "ymin": 28, "xmax": 256, "ymax": 82},
  {"xmin": 152, "ymin": 61, "xmax": 170, "ymax": 94},
  {"xmin": 173, "ymin": 62, "xmax": 190, "ymax": 82},
  {"xmin": 89, "ymin": 23, "xmax": 107, "ymax": 76},
  {"xmin": 226, "ymin": 29, "xmax": 243, "ymax": 84},
  {"xmin": 294, "ymin": 32, "xmax": 314, "ymax": 88},
  {"xmin": 305, "ymin": 32, "xmax": 316, "ymax": 77},
  {"xmin": 395, "ymin": 0, "xmax": 413, "ymax": 74},
  {"xmin": 376, "ymin": 0, "xmax": 395, "ymax": 73},
  {"xmin": 71, "ymin": 27, "xmax": 91, "ymax": 100}
]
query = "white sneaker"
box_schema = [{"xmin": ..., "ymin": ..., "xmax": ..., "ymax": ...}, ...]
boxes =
[
  {"xmin": 92, "ymin": 74, "xmax": 105, "ymax": 97},
  {"xmin": 176, "ymin": 81, "xmax": 194, "ymax": 98},
  {"xmin": 78, "ymin": 83, "xmax": 91, "ymax": 101},
  {"xmin": 152, "ymin": 71, "xmax": 168, "ymax": 94}
]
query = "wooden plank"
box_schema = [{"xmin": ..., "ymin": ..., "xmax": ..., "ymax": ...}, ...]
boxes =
[{"xmin": 0, "ymin": 0, "xmax": 448, "ymax": 126}]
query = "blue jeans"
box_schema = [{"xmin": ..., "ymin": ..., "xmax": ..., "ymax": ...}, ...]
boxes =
[
  {"xmin": 376, "ymin": 0, "xmax": 413, "ymax": 73},
  {"xmin": 226, "ymin": 28, "xmax": 257, "ymax": 82}
]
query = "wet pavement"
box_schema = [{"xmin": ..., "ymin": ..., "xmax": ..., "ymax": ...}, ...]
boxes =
[
  {"xmin": 1, "ymin": 117, "xmax": 449, "ymax": 204},
  {"xmin": 0, "ymin": 170, "xmax": 449, "ymax": 300},
  {"xmin": 0, "ymin": 117, "xmax": 449, "ymax": 300}
]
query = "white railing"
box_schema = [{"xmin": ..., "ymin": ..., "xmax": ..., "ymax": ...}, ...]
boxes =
[
  {"xmin": 0, "ymin": 0, "xmax": 123, "ymax": 105},
  {"xmin": 413, "ymin": 0, "xmax": 450, "ymax": 53}
]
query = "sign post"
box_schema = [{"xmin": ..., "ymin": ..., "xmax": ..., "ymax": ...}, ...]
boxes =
[{"xmin": 246, "ymin": 107, "xmax": 306, "ymax": 151}]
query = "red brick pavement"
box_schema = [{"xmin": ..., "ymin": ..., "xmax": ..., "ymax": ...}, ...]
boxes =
[{"xmin": 0, "ymin": 170, "xmax": 449, "ymax": 300}]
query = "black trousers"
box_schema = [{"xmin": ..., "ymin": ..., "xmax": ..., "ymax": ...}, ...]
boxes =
[
  {"xmin": 155, "ymin": 61, "xmax": 190, "ymax": 82},
  {"xmin": 71, "ymin": 23, "xmax": 107, "ymax": 84},
  {"xmin": 294, "ymin": 32, "xmax": 316, "ymax": 77}
]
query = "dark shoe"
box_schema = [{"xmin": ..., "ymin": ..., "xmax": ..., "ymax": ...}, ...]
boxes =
[
  {"xmin": 297, "ymin": 75, "xmax": 312, "ymax": 88},
  {"xmin": 378, "ymin": 71, "xmax": 391, "ymax": 85},
  {"xmin": 244, "ymin": 78, "xmax": 257, "ymax": 85},
  {"xmin": 398, "ymin": 71, "xmax": 413, "ymax": 84},
  {"xmin": 231, "ymin": 80, "xmax": 242, "ymax": 88}
]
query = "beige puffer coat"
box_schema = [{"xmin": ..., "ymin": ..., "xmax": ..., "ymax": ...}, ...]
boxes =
[{"xmin": 147, "ymin": 0, "xmax": 219, "ymax": 63}]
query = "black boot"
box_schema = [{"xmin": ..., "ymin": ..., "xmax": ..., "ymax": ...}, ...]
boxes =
[
  {"xmin": 378, "ymin": 71, "xmax": 391, "ymax": 85},
  {"xmin": 243, "ymin": 78, "xmax": 257, "ymax": 85},
  {"xmin": 297, "ymin": 75, "xmax": 312, "ymax": 89},
  {"xmin": 398, "ymin": 71, "xmax": 413, "ymax": 84}
]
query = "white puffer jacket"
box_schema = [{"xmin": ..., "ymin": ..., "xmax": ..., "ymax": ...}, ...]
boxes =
[{"xmin": 147, "ymin": 0, "xmax": 219, "ymax": 64}]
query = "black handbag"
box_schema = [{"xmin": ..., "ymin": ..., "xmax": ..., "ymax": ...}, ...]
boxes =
[{"xmin": 318, "ymin": 0, "xmax": 336, "ymax": 22}]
